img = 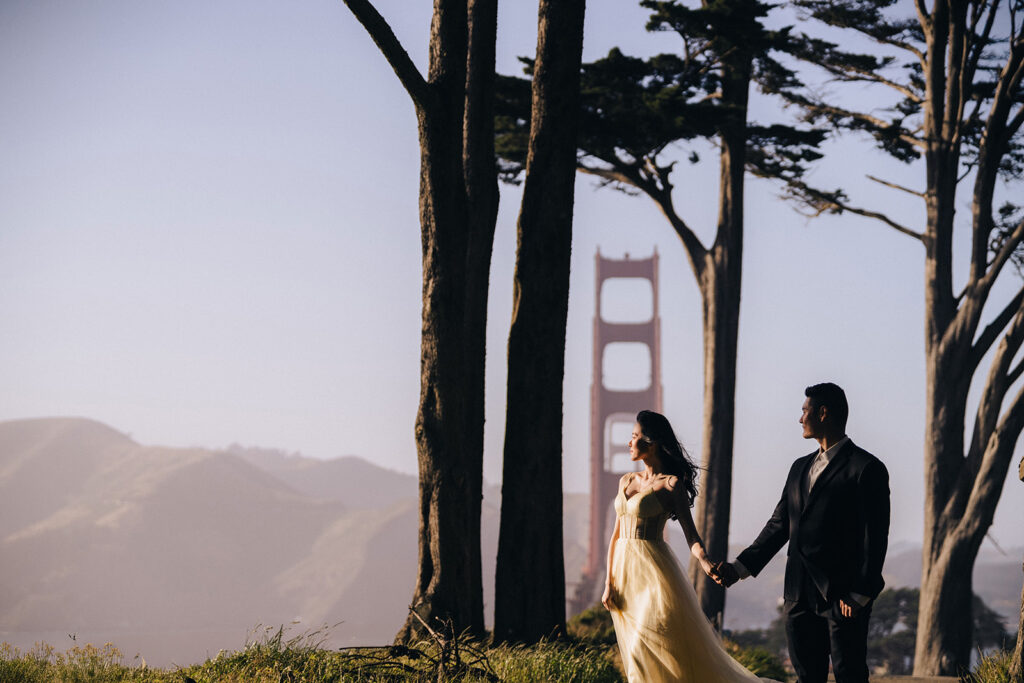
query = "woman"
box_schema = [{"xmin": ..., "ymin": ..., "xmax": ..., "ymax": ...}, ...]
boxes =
[{"xmin": 602, "ymin": 410, "xmax": 779, "ymax": 683}]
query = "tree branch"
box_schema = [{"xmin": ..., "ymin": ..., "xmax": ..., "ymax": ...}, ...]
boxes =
[
  {"xmin": 798, "ymin": 101, "xmax": 925, "ymax": 150},
  {"xmin": 978, "ymin": 215, "xmax": 1024, "ymax": 294},
  {"xmin": 964, "ymin": 0, "xmax": 999, "ymax": 92},
  {"xmin": 578, "ymin": 161, "xmax": 708, "ymax": 272},
  {"xmin": 963, "ymin": 377, "xmax": 1024, "ymax": 540},
  {"xmin": 971, "ymin": 287, "xmax": 1024, "ymax": 372},
  {"xmin": 876, "ymin": 35, "xmax": 926, "ymax": 64},
  {"xmin": 808, "ymin": 190, "xmax": 926, "ymax": 242},
  {"xmin": 867, "ymin": 174, "xmax": 926, "ymax": 197},
  {"xmin": 342, "ymin": 0, "xmax": 431, "ymax": 111},
  {"xmin": 1008, "ymin": 104, "xmax": 1024, "ymax": 139},
  {"xmin": 914, "ymin": 0, "xmax": 931, "ymax": 33},
  {"xmin": 817, "ymin": 62, "xmax": 923, "ymax": 102},
  {"xmin": 964, "ymin": 300, "xmax": 1024, "ymax": 508},
  {"xmin": 1007, "ymin": 357, "xmax": 1024, "ymax": 389}
]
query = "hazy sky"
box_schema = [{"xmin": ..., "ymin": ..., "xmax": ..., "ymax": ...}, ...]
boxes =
[{"xmin": 1, "ymin": 0, "xmax": 1021, "ymax": 550}]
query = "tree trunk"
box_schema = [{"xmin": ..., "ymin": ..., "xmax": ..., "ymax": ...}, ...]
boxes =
[
  {"xmin": 389, "ymin": 0, "xmax": 497, "ymax": 643},
  {"xmin": 1011, "ymin": 560, "xmax": 1023, "ymax": 683},
  {"xmin": 493, "ymin": 0, "xmax": 586, "ymax": 644},
  {"xmin": 915, "ymin": 518, "xmax": 977, "ymax": 674},
  {"xmin": 686, "ymin": 54, "xmax": 749, "ymax": 628},
  {"xmin": 1013, "ymin": 458, "xmax": 1023, "ymax": 682}
]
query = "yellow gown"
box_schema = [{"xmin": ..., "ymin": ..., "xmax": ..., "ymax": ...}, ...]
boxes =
[{"xmin": 608, "ymin": 473, "xmax": 780, "ymax": 683}]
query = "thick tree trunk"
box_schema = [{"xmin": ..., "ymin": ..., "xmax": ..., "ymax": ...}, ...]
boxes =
[
  {"xmin": 915, "ymin": 517, "xmax": 977, "ymax": 675},
  {"xmin": 686, "ymin": 59, "xmax": 749, "ymax": 628},
  {"xmin": 687, "ymin": 251, "xmax": 741, "ymax": 627},
  {"xmin": 392, "ymin": 0, "xmax": 496, "ymax": 644},
  {"xmin": 493, "ymin": 0, "xmax": 586, "ymax": 644}
]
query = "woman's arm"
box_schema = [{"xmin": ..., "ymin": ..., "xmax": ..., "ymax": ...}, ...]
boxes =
[
  {"xmin": 662, "ymin": 478, "xmax": 715, "ymax": 576},
  {"xmin": 601, "ymin": 516, "xmax": 621, "ymax": 610}
]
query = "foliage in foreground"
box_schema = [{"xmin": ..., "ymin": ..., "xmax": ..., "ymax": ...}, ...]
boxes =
[
  {"xmin": 0, "ymin": 611, "xmax": 796, "ymax": 682},
  {"xmin": 962, "ymin": 648, "xmax": 1017, "ymax": 683},
  {"xmin": 0, "ymin": 626, "xmax": 622, "ymax": 683}
]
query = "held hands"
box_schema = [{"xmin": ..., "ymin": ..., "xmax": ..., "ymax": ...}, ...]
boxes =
[{"xmin": 709, "ymin": 561, "xmax": 740, "ymax": 588}]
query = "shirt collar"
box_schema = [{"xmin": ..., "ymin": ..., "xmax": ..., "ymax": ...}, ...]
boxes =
[{"xmin": 818, "ymin": 435, "xmax": 850, "ymax": 462}]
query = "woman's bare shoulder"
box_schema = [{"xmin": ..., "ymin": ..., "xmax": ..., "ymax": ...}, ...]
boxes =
[{"xmin": 658, "ymin": 474, "xmax": 680, "ymax": 490}]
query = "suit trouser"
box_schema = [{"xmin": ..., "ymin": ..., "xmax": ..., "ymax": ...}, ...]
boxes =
[{"xmin": 783, "ymin": 595, "xmax": 872, "ymax": 683}]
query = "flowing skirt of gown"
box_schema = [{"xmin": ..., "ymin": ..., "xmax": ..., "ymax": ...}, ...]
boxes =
[{"xmin": 608, "ymin": 477, "xmax": 780, "ymax": 683}]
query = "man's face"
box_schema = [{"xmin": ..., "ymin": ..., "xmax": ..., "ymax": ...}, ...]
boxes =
[{"xmin": 799, "ymin": 397, "xmax": 825, "ymax": 440}]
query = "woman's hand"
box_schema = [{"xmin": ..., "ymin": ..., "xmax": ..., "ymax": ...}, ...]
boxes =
[
  {"xmin": 701, "ymin": 559, "xmax": 720, "ymax": 582},
  {"xmin": 601, "ymin": 584, "xmax": 617, "ymax": 611}
]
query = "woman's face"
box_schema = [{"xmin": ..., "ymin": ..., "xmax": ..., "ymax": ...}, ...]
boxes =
[{"xmin": 628, "ymin": 422, "xmax": 649, "ymax": 462}]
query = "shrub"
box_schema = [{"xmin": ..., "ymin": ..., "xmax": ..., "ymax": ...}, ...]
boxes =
[{"xmin": 964, "ymin": 648, "xmax": 1014, "ymax": 683}]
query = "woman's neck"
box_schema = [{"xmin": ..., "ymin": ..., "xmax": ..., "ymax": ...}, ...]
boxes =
[{"xmin": 641, "ymin": 456, "xmax": 664, "ymax": 478}]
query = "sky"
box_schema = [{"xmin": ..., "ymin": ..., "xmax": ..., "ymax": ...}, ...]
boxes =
[{"xmin": 1, "ymin": 0, "xmax": 1021, "ymax": 552}]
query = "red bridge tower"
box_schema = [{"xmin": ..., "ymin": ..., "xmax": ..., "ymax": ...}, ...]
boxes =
[{"xmin": 571, "ymin": 249, "xmax": 662, "ymax": 614}]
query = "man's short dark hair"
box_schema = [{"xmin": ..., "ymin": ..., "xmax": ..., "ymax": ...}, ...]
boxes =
[{"xmin": 805, "ymin": 382, "xmax": 849, "ymax": 429}]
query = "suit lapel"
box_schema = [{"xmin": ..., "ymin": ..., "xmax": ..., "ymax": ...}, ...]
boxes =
[
  {"xmin": 804, "ymin": 440, "xmax": 854, "ymax": 509},
  {"xmin": 793, "ymin": 452, "xmax": 817, "ymax": 511}
]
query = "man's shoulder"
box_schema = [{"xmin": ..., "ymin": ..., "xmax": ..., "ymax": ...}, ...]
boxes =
[
  {"xmin": 786, "ymin": 451, "xmax": 817, "ymax": 476},
  {"xmin": 844, "ymin": 441, "xmax": 888, "ymax": 474}
]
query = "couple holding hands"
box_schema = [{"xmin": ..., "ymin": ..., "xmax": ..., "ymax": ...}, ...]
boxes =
[{"xmin": 602, "ymin": 383, "xmax": 890, "ymax": 683}]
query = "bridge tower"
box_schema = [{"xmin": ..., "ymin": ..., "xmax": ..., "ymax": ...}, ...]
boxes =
[{"xmin": 570, "ymin": 249, "xmax": 662, "ymax": 614}]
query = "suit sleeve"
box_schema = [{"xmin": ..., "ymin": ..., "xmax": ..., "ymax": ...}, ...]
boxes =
[
  {"xmin": 854, "ymin": 457, "xmax": 890, "ymax": 600},
  {"xmin": 736, "ymin": 487, "xmax": 790, "ymax": 577}
]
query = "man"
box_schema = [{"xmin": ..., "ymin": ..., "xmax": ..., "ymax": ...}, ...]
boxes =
[{"xmin": 716, "ymin": 383, "xmax": 889, "ymax": 683}]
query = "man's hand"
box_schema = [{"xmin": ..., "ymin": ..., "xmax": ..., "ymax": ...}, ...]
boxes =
[
  {"xmin": 838, "ymin": 597, "xmax": 861, "ymax": 618},
  {"xmin": 713, "ymin": 562, "xmax": 740, "ymax": 587}
]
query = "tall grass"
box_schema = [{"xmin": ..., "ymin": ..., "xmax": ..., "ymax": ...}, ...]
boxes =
[
  {"xmin": 1, "ymin": 613, "xmax": 790, "ymax": 682},
  {"xmin": 963, "ymin": 648, "xmax": 1015, "ymax": 683},
  {"xmin": 0, "ymin": 630, "xmax": 624, "ymax": 683}
]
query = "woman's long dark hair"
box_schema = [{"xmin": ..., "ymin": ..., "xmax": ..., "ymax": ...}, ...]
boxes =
[{"xmin": 636, "ymin": 410, "xmax": 699, "ymax": 512}]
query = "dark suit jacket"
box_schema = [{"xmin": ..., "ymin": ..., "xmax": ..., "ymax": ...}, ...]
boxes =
[{"xmin": 736, "ymin": 440, "xmax": 890, "ymax": 605}]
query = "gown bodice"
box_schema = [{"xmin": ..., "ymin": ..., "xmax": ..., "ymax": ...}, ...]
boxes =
[{"xmin": 615, "ymin": 475, "xmax": 669, "ymax": 541}]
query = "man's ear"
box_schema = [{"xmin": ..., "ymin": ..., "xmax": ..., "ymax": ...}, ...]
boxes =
[{"xmin": 818, "ymin": 405, "xmax": 829, "ymax": 423}]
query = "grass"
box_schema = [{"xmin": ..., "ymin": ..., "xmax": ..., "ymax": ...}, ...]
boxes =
[
  {"xmin": 962, "ymin": 648, "xmax": 1017, "ymax": 683},
  {"xmin": 0, "ymin": 626, "xmax": 623, "ymax": 683},
  {"xmin": 0, "ymin": 610, "xmax": 789, "ymax": 682}
]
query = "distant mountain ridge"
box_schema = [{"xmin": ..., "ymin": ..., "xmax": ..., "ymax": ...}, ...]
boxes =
[
  {"xmin": 0, "ymin": 417, "xmax": 1018, "ymax": 667},
  {"xmin": 225, "ymin": 444, "xmax": 418, "ymax": 508}
]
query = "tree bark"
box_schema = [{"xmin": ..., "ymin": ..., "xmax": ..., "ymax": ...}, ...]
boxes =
[
  {"xmin": 1011, "ymin": 559, "xmax": 1023, "ymax": 683},
  {"xmin": 342, "ymin": 0, "xmax": 498, "ymax": 644},
  {"xmin": 493, "ymin": 0, "xmax": 586, "ymax": 644},
  {"xmin": 1013, "ymin": 458, "xmax": 1024, "ymax": 682},
  {"xmin": 686, "ymin": 50, "xmax": 750, "ymax": 628},
  {"xmin": 910, "ymin": 4, "xmax": 1024, "ymax": 668}
]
